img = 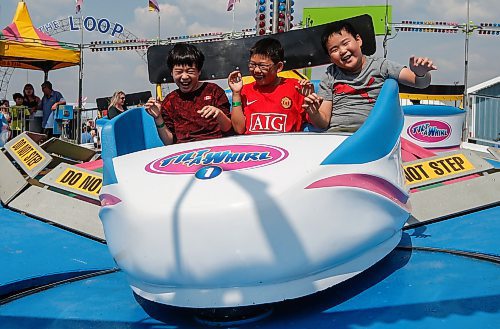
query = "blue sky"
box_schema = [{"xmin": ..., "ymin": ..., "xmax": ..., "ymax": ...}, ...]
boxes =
[{"xmin": 1, "ymin": 0, "xmax": 499, "ymax": 104}]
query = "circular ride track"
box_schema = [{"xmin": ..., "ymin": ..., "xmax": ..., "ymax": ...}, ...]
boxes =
[{"xmin": 0, "ymin": 205, "xmax": 499, "ymax": 328}]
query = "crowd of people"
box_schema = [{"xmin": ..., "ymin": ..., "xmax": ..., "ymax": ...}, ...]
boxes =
[{"xmin": 0, "ymin": 81, "xmax": 66, "ymax": 146}]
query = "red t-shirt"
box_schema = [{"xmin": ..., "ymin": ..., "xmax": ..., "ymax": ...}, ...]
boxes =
[
  {"xmin": 161, "ymin": 82, "xmax": 231, "ymax": 143},
  {"xmin": 241, "ymin": 78, "xmax": 306, "ymax": 134}
]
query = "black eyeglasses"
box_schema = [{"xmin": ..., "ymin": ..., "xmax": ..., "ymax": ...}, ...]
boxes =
[{"xmin": 248, "ymin": 62, "xmax": 275, "ymax": 71}]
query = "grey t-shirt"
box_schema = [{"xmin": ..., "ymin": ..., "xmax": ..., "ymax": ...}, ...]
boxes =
[{"xmin": 317, "ymin": 55, "xmax": 404, "ymax": 132}]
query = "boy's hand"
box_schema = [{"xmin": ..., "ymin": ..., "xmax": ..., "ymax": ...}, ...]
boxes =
[
  {"xmin": 296, "ymin": 79, "xmax": 315, "ymax": 97},
  {"xmin": 228, "ymin": 71, "xmax": 243, "ymax": 93},
  {"xmin": 302, "ymin": 93, "xmax": 324, "ymax": 115},
  {"xmin": 198, "ymin": 105, "xmax": 222, "ymax": 119},
  {"xmin": 145, "ymin": 97, "xmax": 162, "ymax": 119},
  {"xmin": 409, "ymin": 56, "xmax": 437, "ymax": 77}
]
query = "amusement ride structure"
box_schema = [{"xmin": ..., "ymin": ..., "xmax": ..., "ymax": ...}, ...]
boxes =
[{"xmin": 0, "ymin": 1, "xmax": 499, "ymax": 328}]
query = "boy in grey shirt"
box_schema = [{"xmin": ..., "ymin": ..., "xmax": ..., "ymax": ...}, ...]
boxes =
[{"xmin": 302, "ymin": 20, "xmax": 437, "ymax": 132}]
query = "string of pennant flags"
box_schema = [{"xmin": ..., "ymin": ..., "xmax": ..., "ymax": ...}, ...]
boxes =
[
  {"xmin": 393, "ymin": 20, "xmax": 500, "ymax": 35},
  {"xmin": 87, "ymin": 20, "xmax": 499, "ymax": 53},
  {"xmin": 78, "ymin": 0, "xmax": 499, "ymax": 53},
  {"xmin": 88, "ymin": 29, "xmax": 259, "ymax": 52}
]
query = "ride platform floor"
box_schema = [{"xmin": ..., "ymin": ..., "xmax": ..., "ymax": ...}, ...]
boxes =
[{"xmin": 0, "ymin": 206, "xmax": 498, "ymax": 328}]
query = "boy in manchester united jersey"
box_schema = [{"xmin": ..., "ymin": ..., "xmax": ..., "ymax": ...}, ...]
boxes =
[{"xmin": 227, "ymin": 38, "xmax": 311, "ymax": 135}]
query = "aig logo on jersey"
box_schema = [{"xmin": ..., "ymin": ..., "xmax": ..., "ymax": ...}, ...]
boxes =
[
  {"xmin": 281, "ymin": 96, "xmax": 292, "ymax": 109},
  {"xmin": 249, "ymin": 113, "xmax": 287, "ymax": 133}
]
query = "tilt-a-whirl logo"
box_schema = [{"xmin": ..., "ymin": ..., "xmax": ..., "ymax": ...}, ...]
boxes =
[
  {"xmin": 145, "ymin": 145, "xmax": 289, "ymax": 175},
  {"xmin": 407, "ymin": 120, "xmax": 451, "ymax": 143}
]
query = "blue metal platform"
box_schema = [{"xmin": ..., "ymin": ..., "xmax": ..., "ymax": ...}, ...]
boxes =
[
  {"xmin": 0, "ymin": 206, "xmax": 498, "ymax": 328},
  {"xmin": 0, "ymin": 208, "xmax": 116, "ymax": 297}
]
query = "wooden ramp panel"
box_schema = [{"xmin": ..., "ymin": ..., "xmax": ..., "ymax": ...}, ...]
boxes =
[
  {"xmin": 0, "ymin": 151, "xmax": 28, "ymax": 205},
  {"xmin": 407, "ymin": 172, "xmax": 500, "ymax": 227},
  {"xmin": 8, "ymin": 186, "xmax": 104, "ymax": 240}
]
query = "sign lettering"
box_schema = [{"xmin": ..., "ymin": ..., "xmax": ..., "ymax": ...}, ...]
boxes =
[
  {"xmin": 404, "ymin": 154, "xmax": 475, "ymax": 185},
  {"xmin": 249, "ymin": 113, "xmax": 287, "ymax": 133},
  {"xmin": 39, "ymin": 16, "xmax": 124, "ymax": 37},
  {"xmin": 146, "ymin": 145, "xmax": 289, "ymax": 175},
  {"xmin": 9, "ymin": 137, "xmax": 46, "ymax": 171},
  {"xmin": 55, "ymin": 168, "xmax": 102, "ymax": 195}
]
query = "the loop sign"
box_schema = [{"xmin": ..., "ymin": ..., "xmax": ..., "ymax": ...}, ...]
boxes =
[
  {"xmin": 39, "ymin": 16, "xmax": 124, "ymax": 37},
  {"xmin": 69, "ymin": 16, "xmax": 124, "ymax": 36}
]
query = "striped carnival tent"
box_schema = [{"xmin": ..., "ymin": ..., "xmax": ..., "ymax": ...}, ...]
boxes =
[{"xmin": 0, "ymin": 1, "xmax": 80, "ymax": 77}]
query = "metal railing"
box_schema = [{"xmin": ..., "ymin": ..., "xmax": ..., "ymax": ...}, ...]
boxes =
[{"xmin": 469, "ymin": 93, "xmax": 500, "ymax": 147}]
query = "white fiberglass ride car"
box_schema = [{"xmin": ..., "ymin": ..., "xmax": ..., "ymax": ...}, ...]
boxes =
[{"xmin": 99, "ymin": 79, "xmax": 410, "ymax": 309}]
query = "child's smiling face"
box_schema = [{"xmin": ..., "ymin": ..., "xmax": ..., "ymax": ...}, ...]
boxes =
[
  {"xmin": 325, "ymin": 29, "xmax": 365, "ymax": 73},
  {"xmin": 248, "ymin": 54, "xmax": 282, "ymax": 86},
  {"xmin": 171, "ymin": 64, "xmax": 201, "ymax": 93}
]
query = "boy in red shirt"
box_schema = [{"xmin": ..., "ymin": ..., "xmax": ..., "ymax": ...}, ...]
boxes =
[
  {"xmin": 228, "ymin": 38, "xmax": 311, "ymax": 134},
  {"xmin": 145, "ymin": 43, "xmax": 232, "ymax": 145}
]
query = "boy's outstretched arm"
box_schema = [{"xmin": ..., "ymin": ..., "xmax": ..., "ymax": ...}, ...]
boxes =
[
  {"xmin": 302, "ymin": 93, "xmax": 331, "ymax": 130},
  {"xmin": 398, "ymin": 56, "xmax": 437, "ymax": 89},
  {"xmin": 227, "ymin": 71, "xmax": 246, "ymax": 134}
]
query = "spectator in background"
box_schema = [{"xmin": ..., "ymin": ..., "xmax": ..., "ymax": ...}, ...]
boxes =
[
  {"xmin": 91, "ymin": 128, "xmax": 99, "ymax": 148},
  {"xmin": 40, "ymin": 81, "xmax": 66, "ymax": 138},
  {"xmin": 81, "ymin": 126, "xmax": 93, "ymax": 144},
  {"xmin": 9, "ymin": 93, "xmax": 30, "ymax": 137},
  {"xmin": 23, "ymin": 83, "xmax": 41, "ymax": 133},
  {"xmin": 0, "ymin": 102, "xmax": 11, "ymax": 146},
  {"xmin": 107, "ymin": 91, "xmax": 127, "ymax": 119}
]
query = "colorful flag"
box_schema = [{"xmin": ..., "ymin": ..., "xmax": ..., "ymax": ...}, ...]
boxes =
[
  {"xmin": 149, "ymin": 0, "xmax": 160, "ymax": 12},
  {"xmin": 75, "ymin": 0, "xmax": 83, "ymax": 14},
  {"xmin": 227, "ymin": 0, "xmax": 240, "ymax": 12}
]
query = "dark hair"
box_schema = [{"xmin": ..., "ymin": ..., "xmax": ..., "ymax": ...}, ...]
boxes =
[
  {"xmin": 321, "ymin": 21, "xmax": 360, "ymax": 54},
  {"xmin": 12, "ymin": 93, "xmax": 23, "ymax": 100},
  {"xmin": 23, "ymin": 84, "xmax": 34, "ymax": 91},
  {"xmin": 41, "ymin": 81, "xmax": 53, "ymax": 90},
  {"xmin": 167, "ymin": 43, "xmax": 205, "ymax": 70},
  {"xmin": 249, "ymin": 37, "xmax": 284, "ymax": 64}
]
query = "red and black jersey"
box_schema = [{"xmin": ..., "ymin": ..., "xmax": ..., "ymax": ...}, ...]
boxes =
[
  {"xmin": 241, "ymin": 78, "xmax": 305, "ymax": 134},
  {"xmin": 161, "ymin": 82, "xmax": 231, "ymax": 143}
]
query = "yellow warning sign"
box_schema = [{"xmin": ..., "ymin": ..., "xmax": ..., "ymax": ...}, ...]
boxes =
[
  {"xmin": 9, "ymin": 137, "xmax": 46, "ymax": 171},
  {"xmin": 55, "ymin": 168, "xmax": 102, "ymax": 196},
  {"xmin": 404, "ymin": 154, "xmax": 475, "ymax": 185}
]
